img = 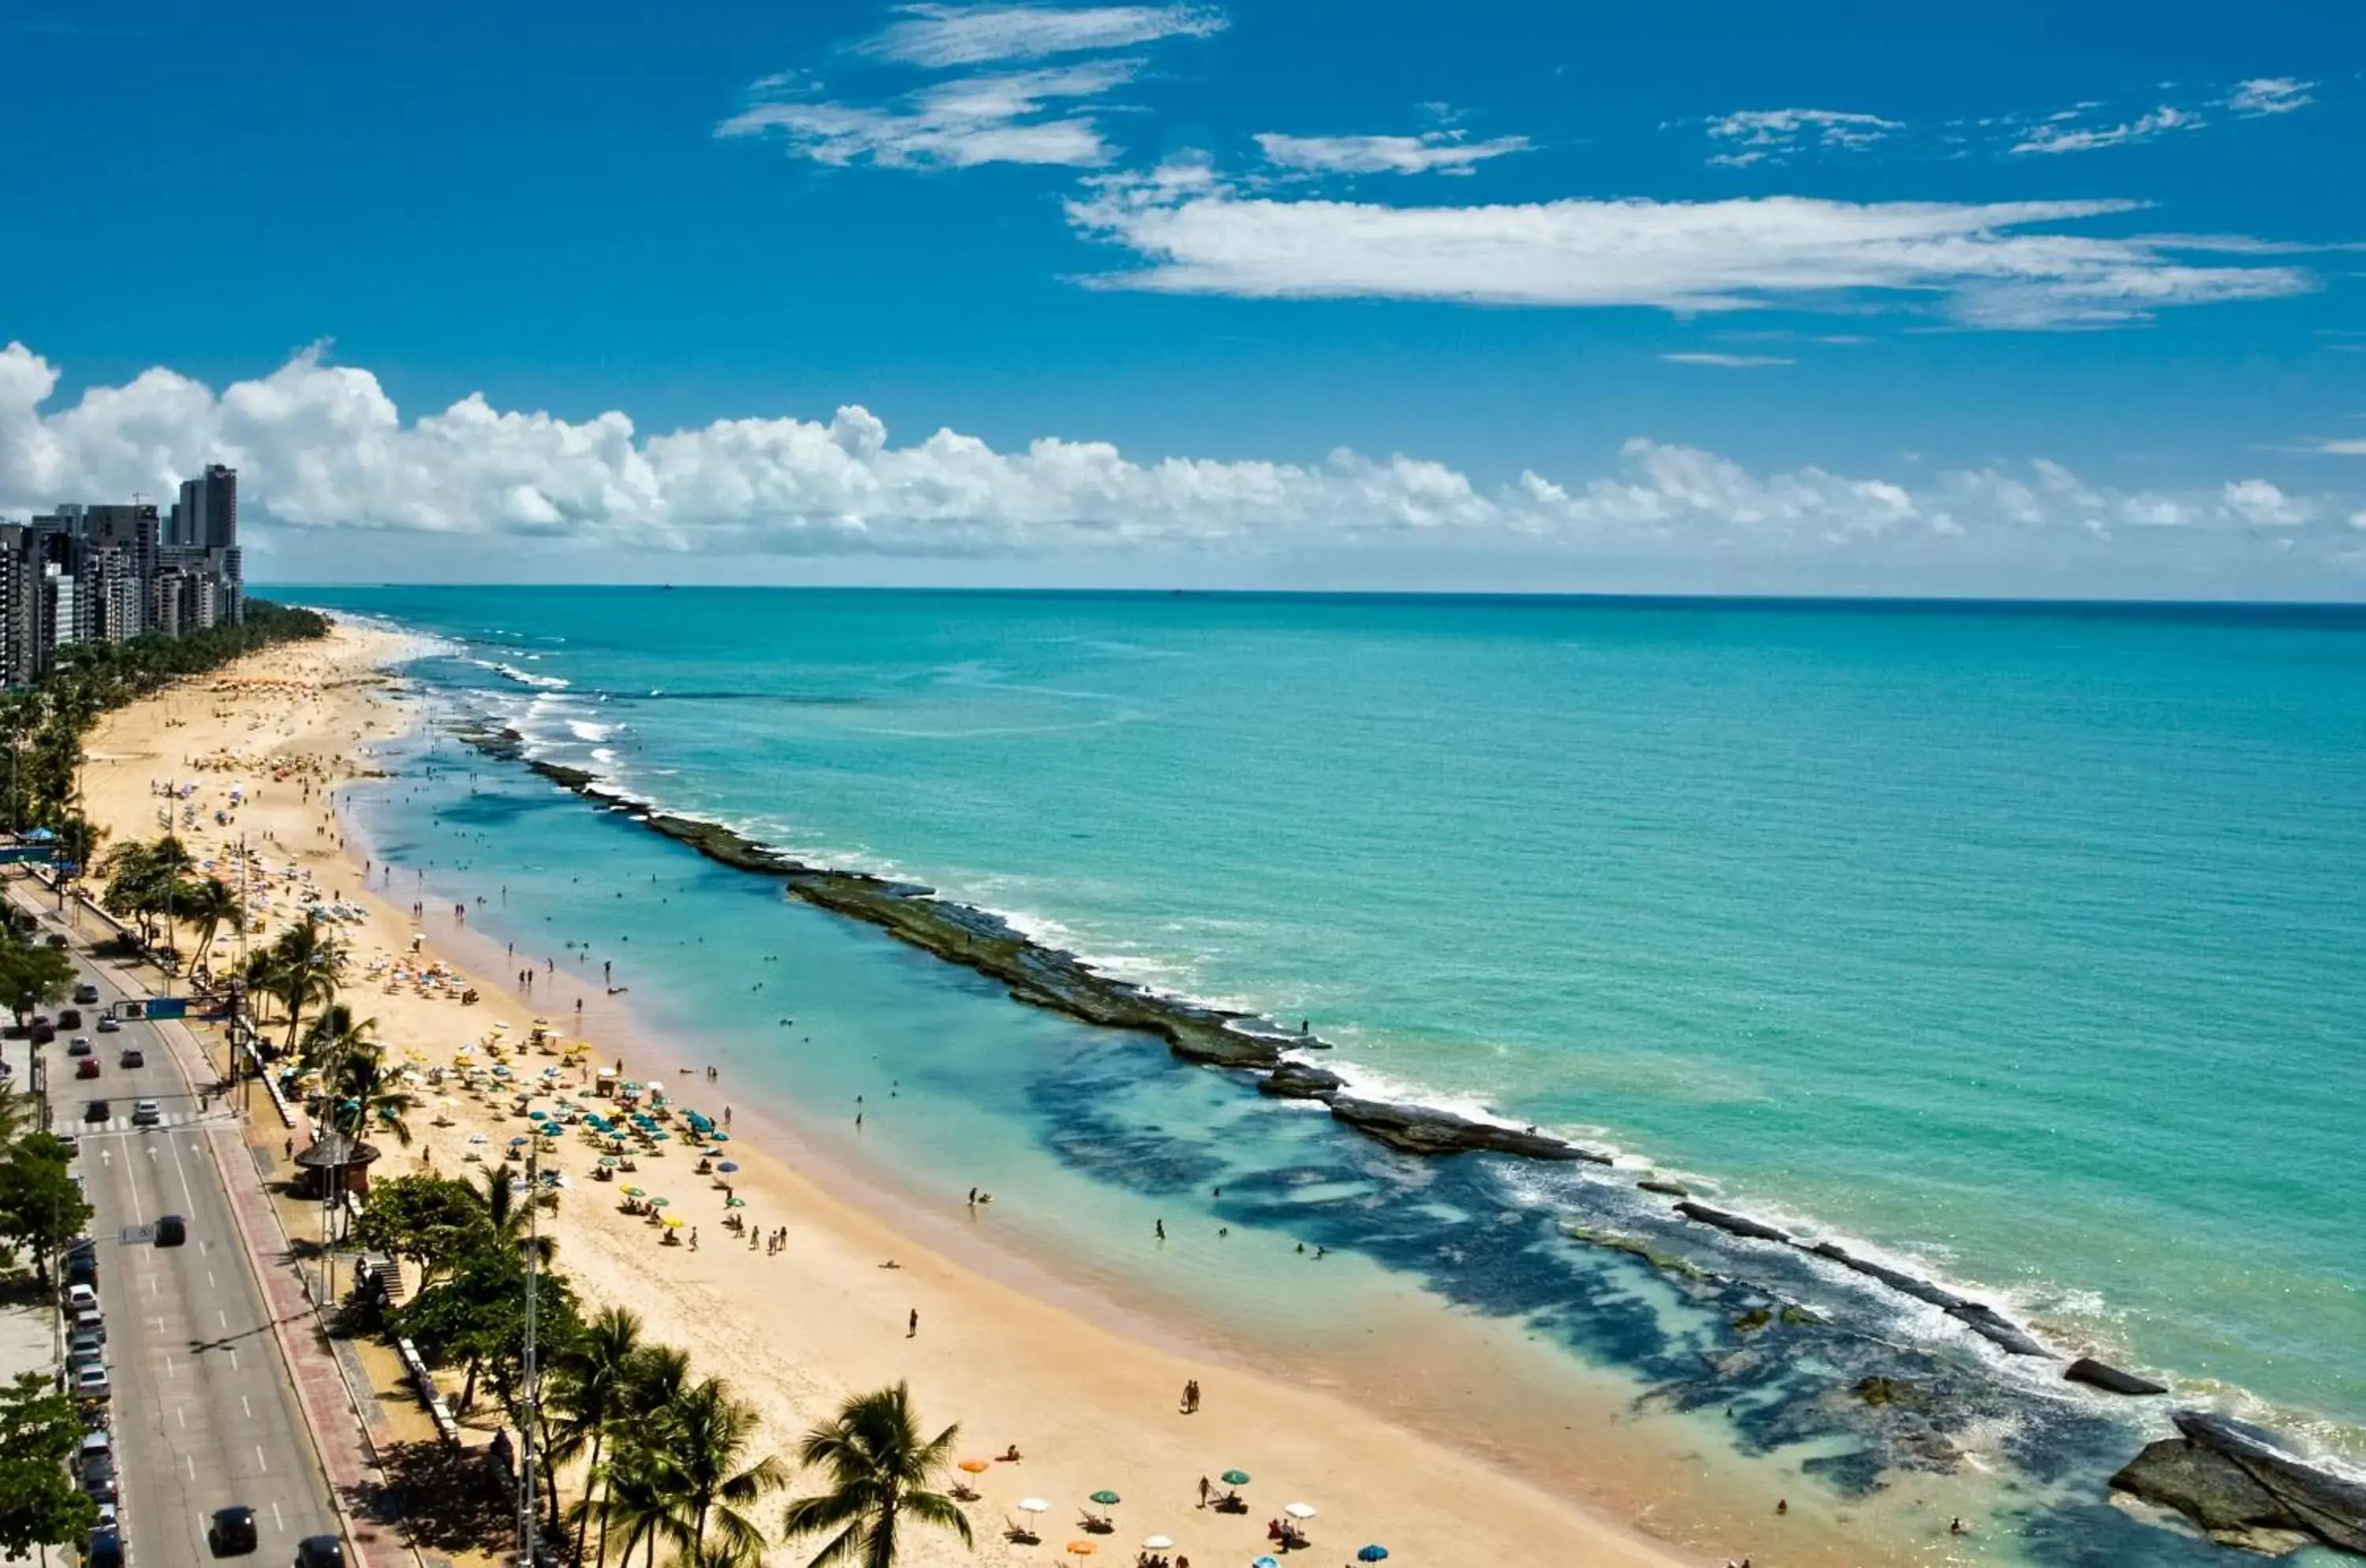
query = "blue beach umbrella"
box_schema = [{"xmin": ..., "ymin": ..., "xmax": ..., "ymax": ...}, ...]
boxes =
[
  {"xmin": 1358, "ymin": 1549, "xmax": 1390, "ymax": 1563},
  {"xmin": 716, "ymin": 1160, "xmax": 739, "ymax": 1173},
  {"xmin": 707, "ymin": 1132, "xmax": 729, "ymax": 1143},
  {"xmin": 1252, "ymin": 1558, "xmax": 1281, "ymax": 1568}
]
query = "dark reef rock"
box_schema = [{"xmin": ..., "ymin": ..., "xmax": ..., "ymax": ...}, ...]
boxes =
[
  {"xmin": 2111, "ymin": 1413, "xmax": 2366, "ymax": 1557},
  {"xmin": 1636, "ymin": 1178, "xmax": 1690, "ymax": 1197},
  {"xmin": 1943, "ymin": 1302, "xmax": 2050, "ymax": 1358},
  {"xmin": 1257, "ymin": 1061, "xmax": 1346, "ymax": 1099},
  {"xmin": 2066, "ymin": 1357, "xmax": 2168, "ymax": 1397},
  {"xmin": 1673, "ymin": 1201, "xmax": 1793, "ymax": 1245},
  {"xmin": 1326, "ymin": 1097, "xmax": 1607, "ymax": 1161}
]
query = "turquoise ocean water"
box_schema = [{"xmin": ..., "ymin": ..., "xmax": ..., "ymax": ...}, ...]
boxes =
[{"xmin": 296, "ymin": 587, "xmax": 2366, "ymax": 1563}]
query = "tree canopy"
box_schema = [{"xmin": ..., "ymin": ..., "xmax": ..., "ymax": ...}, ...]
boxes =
[{"xmin": 0, "ymin": 1372, "xmax": 99, "ymax": 1556}]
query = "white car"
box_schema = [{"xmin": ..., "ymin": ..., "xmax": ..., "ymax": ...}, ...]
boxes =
[
  {"xmin": 73, "ymin": 1365, "xmax": 110, "ymax": 1399},
  {"xmin": 131, "ymin": 1101, "xmax": 161, "ymax": 1128},
  {"xmin": 65, "ymin": 1283, "xmax": 97, "ymax": 1312}
]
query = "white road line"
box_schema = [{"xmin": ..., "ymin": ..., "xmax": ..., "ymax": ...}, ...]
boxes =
[
  {"xmin": 228, "ymin": 1348, "xmax": 238, "ymax": 1372},
  {"xmin": 217, "ymin": 1309, "xmax": 227, "ymax": 1331},
  {"xmin": 254, "ymin": 1444, "xmax": 267, "ymax": 1472},
  {"xmin": 242, "ymin": 1394, "xmax": 252, "ymax": 1418},
  {"xmin": 184, "ymin": 1453, "xmax": 195, "ymax": 1483},
  {"xmin": 164, "ymin": 1353, "xmax": 174, "ymax": 1378},
  {"xmin": 208, "ymin": 1270, "xmax": 217, "ymax": 1289},
  {"xmin": 176, "ymin": 1404, "xmax": 185, "ymax": 1428},
  {"xmin": 272, "ymin": 1502, "xmax": 284, "ymax": 1533}
]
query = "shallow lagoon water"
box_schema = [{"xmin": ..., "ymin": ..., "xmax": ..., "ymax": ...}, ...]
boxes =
[{"xmin": 305, "ymin": 585, "xmax": 2366, "ymax": 1563}]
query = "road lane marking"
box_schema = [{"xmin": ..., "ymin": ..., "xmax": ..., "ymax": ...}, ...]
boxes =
[
  {"xmin": 242, "ymin": 1394, "xmax": 252, "ymax": 1418},
  {"xmin": 228, "ymin": 1348, "xmax": 238, "ymax": 1371},
  {"xmin": 207, "ymin": 1270, "xmax": 216, "ymax": 1289},
  {"xmin": 177, "ymin": 1404, "xmax": 185, "ymax": 1428},
  {"xmin": 218, "ymin": 1309, "xmax": 227, "ymax": 1331},
  {"xmin": 254, "ymin": 1445, "xmax": 267, "ymax": 1472},
  {"xmin": 272, "ymin": 1503, "xmax": 284, "ymax": 1533},
  {"xmin": 164, "ymin": 1353, "xmax": 174, "ymax": 1377},
  {"xmin": 185, "ymin": 1454, "xmax": 195, "ymax": 1482}
]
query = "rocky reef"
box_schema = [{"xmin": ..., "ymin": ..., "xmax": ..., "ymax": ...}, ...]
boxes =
[{"xmin": 2111, "ymin": 1413, "xmax": 2366, "ymax": 1557}]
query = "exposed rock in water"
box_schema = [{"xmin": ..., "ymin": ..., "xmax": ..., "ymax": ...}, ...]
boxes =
[
  {"xmin": 1943, "ymin": 1301, "xmax": 2050, "ymax": 1358},
  {"xmin": 1801, "ymin": 1240, "xmax": 2048, "ymax": 1356},
  {"xmin": 1257, "ymin": 1061, "xmax": 1346, "ymax": 1099},
  {"xmin": 2066, "ymin": 1357, "xmax": 2168, "ymax": 1397},
  {"xmin": 1326, "ymin": 1097, "xmax": 1607, "ymax": 1162},
  {"xmin": 2110, "ymin": 1413, "xmax": 2366, "ymax": 1557},
  {"xmin": 1673, "ymin": 1201, "xmax": 1793, "ymax": 1245},
  {"xmin": 1636, "ymin": 1177, "xmax": 1689, "ymax": 1197}
]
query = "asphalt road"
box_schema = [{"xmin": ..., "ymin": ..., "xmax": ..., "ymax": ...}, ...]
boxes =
[{"xmin": 11, "ymin": 895, "xmax": 341, "ymax": 1568}]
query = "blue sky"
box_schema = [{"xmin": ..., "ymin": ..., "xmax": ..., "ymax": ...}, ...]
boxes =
[{"xmin": 2, "ymin": 0, "xmax": 2360, "ymax": 595}]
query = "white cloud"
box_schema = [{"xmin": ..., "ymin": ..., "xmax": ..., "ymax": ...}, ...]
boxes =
[
  {"xmin": 1659, "ymin": 353, "xmax": 1793, "ymax": 368},
  {"xmin": 718, "ymin": 59, "xmax": 1138, "ymax": 168},
  {"xmin": 1253, "ymin": 131, "xmax": 1533, "ymax": 177},
  {"xmin": 2226, "ymin": 77, "xmax": 2315, "ymax": 117},
  {"xmin": 1065, "ymin": 162, "xmax": 2316, "ymax": 327},
  {"xmin": 860, "ymin": 2, "xmax": 1225, "ymax": 67},
  {"xmin": 2011, "ymin": 104, "xmax": 2202, "ymax": 155},
  {"xmin": 6, "ymin": 344, "xmax": 2356, "ymax": 596},
  {"xmin": 2222, "ymin": 478, "xmax": 2313, "ymax": 525},
  {"xmin": 1706, "ymin": 108, "xmax": 1901, "ymax": 167},
  {"xmin": 2301, "ymin": 438, "xmax": 2366, "ymax": 456}
]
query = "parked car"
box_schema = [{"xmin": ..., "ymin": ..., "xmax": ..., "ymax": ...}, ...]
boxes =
[
  {"xmin": 80, "ymin": 1455, "xmax": 117, "ymax": 1501},
  {"xmin": 96, "ymin": 1014, "xmax": 121, "ymax": 1033},
  {"xmin": 295, "ymin": 1536, "xmax": 345, "ymax": 1568},
  {"xmin": 78, "ymin": 1428, "xmax": 110, "ymax": 1465},
  {"xmin": 88, "ymin": 1529, "xmax": 122, "ymax": 1568},
  {"xmin": 31, "ymin": 1022, "xmax": 54, "ymax": 1044},
  {"xmin": 65, "ymin": 1036, "xmax": 93, "ymax": 1057},
  {"xmin": 82, "ymin": 1099, "xmax": 110, "ymax": 1124},
  {"xmin": 76, "ymin": 1058, "xmax": 100, "ymax": 1080},
  {"xmin": 65, "ymin": 1283, "xmax": 97, "ymax": 1312},
  {"xmin": 119, "ymin": 1047, "xmax": 144, "ymax": 1068},
  {"xmin": 73, "ymin": 1309, "xmax": 105, "ymax": 1340},
  {"xmin": 72, "ymin": 1365, "xmax": 110, "ymax": 1399},
  {"xmin": 155, "ymin": 1215, "xmax": 187, "ymax": 1247},
  {"xmin": 211, "ymin": 1506, "xmax": 259, "ymax": 1555},
  {"xmin": 73, "ymin": 983, "xmax": 100, "ymax": 1004},
  {"xmin": 132, "ymin": 1101, "xmax": 161, "ymax": 1127}
]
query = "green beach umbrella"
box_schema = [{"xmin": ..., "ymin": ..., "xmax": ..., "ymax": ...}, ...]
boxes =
[
  {"xmin": 1088, "ymin": 1491, "xmax": 1120, "ymax": 1506},
  {"xmin": 1220, "ymin": 1471, "xmax": 1251, "ymax": 1486},
  {"xmin": 622, "ymin": 1185, "xmax": 646, "ymax": 1197},
  {"xmin": 649, "ymin": 1195, "xmax": 670, "ymax": 1208}
]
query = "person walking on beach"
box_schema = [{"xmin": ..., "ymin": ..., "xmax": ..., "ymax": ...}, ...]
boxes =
[
  {"xmin": 1197, "ymin": 1476, "xmax": 1211, "ymax": 1508},
  {"xmin": 1155, "ymin": 1218, "xmax": 1166, "ymax": 1241},
  {"xmin": 908, "ymin": 1308, "xmax": 919, "ymax": 1338}
]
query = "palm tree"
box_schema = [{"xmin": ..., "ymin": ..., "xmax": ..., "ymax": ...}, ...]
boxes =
[
  {"xmin": 670, "ymin": 1544, "xmax": 760, "ymax": 1568},
  {"xmin": 180, "ymin": 875, "xmax": 245, "ymax": 977},
  {"xmin": 780, "ymin": 1383, "xmax": 972, "ymax": 1568},
  {"xmin": 602, "ymin": 1447, "xmax": 681, "ymax": 1568},
  {"xmin": 471, "ymin": 1165, "xmax": 558, "ymax": 1267},
  {"xmin": 271, "ymin": 913, "xmax": 345, "ymax": 1050},
  {"xmin": 332, "ymin": 1051, "xmax": 416, "ymax": 1148},
  {"xmin": 663, "ymin": 1378, "xmax": 786, "ymax": 1559},
  {"xmin": 589, "ymin": 1345, "xmax": 692, "ymax": 1568},
  {"xmin": 550, "ymin": 1306, "xmax": 646, "ymax": 1566}
]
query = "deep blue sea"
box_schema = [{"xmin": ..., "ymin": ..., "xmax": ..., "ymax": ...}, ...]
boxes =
[{"xmin": 295, "ymin": 586, "xmax": 2366, "ymax": 1564}]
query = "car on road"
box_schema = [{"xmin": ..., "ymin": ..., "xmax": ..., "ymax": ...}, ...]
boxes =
[
  {"xmin": 132, "ymin": 1100, "xmax": 161, "ymax": 1127},
  {"xmin": 80, "ymin": 1454, "xmax": 117, "ymax": 1501},
  {"xmin": 72, "ymin": 1365, "xmax": 110, "ymax": 1399},
  {"xmin": 65, "ymin": 1035, "xmax": 92, "ymax": 1056},
  {"xmin": 88, "ymin": 1529, "xmax": 122, "ymax": 1568},
  {"xmin": 65, "ymin": 1282, "xmax": 97, "ymax": 1311},
  {"xmin": 295, "ymin": 1536, "xmax": 345, "ymax": 1568},
  {"xmin": 93, "ymin": 1503, "xmax": 118, "ymax": 1533},
  {"xmin": 96, "ymin": 1014, "xmax": 121, "ymax": 1033},
  {"xmin": 155, "ymin": 1214, "xmax": 188, "ymax": 1246},
  {"xmin": 74, "ymin": 1308, "xmax": 104, "ymax": 1338},
  {"xmin": 58, "ymin": 1007, "xmax": 81, "ymax": 1029},
  {"xmin": 78, "ymin": 1429, "xmax": 110, "ymax": 1464},
  {"xmin": 119, "ymin": 1047, "xmax": 144, "ymax": 1068},
  {"xmin": 81, "ymin": 1099, "xmax": 110, "ymax": 1125},
  {"xmin": 73, "ymin": 983, "xmax": 100, "ymax": 1004},
  {"xmin": 68, "ymin": 1329, "xmax": 104, "ymax": 1363},
  {"xmin": 211, "ymin": 1506, "xmax": 259, "ymax": 1555},
  {"xmin": 75, "ymin": 1058, "xmax": 100, "ymax": 1080}
]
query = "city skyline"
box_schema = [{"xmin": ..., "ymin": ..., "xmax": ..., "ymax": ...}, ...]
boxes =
[{"xmin": 2, "ymin": 0, "xmax": 2360, "ymax": 596}]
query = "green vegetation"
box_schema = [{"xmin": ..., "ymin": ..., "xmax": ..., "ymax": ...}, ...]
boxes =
[
  {"xmin": 0, "ymin": 1129, "xmax": 91, "ymax": 1282},
  {"xmin": 780, "ymin": 1382, "xmax": 973, "ymax": 1568},
  {"xmin": 0, "ymin": 1372, "xmax": 99, "ymax": 1556},
  {"xmin": 0, "ymin": 935, "xmax": 74, "ymax": 1022}
]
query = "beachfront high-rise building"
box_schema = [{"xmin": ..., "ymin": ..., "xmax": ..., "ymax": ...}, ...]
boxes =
[{"xmin": 2, "ymin": 468, "xmax": 245, "ymax": 684}]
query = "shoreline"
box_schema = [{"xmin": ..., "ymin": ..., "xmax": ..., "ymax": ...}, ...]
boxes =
[{"xmin": 81, "ymin": 622, "xmax": 1728, "ymax": 1568}]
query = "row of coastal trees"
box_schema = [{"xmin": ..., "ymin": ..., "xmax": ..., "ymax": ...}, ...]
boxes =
[
  {"xmin": 356, "ymin": 1171, "xmax": 973, "ymax": 1568},
  {"xmin": 0, "ymin": 600, "xmax": 331, "ymax": 881},
  {"xmin": 0, "ymin": 1077, "xmax": 99, "ymax": 1556}
]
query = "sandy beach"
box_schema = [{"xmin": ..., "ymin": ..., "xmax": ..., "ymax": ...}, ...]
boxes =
[{"xmin": 77, "ymin": 620, "xmax": 1726, "ymax": 1568}]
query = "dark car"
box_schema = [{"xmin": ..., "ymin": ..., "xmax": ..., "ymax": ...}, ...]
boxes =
[
  {"xmin": 295, "ymin": 1535, "xmax": 345, "ymax": 1568},
  {"xmin": 211, "ymin": 1506, "xmax": 259, "ymax": 1555},
  {"xmin": 88, "ymin": 1529, "xmax": 123, "ymax": 1568},
  {"xmin": 73, "ymin": 983, "xmax": 100, "ymax": 1004},
  {"xmin": 80, "ymin": 1454, "xmax": 117, "ymax": 1502},
  {"xmin": 83, "ymin": 1099, "xmax": 110, "ymax": 1124},
  {"xmin": 58, "ymin": 1007, "xmax": 81, "ymax": 1029},
  {"xmin": 119, "ymin": 1047, "xmax": 144, "ymax": 1068},
  {"xmin": 76, "ymin": 1058, "xmax": 101, "ymax": 1080},
  {"xmin": 155, "ymin": 1215, "xmax": 187, "ymax": 1247},
  {"xmin": 31, "ymin": 1022, "xmax": 54, "ymax": 1044},
  {"xmin": 43, "ymin": 932, "xmax": 68, "ymax": 949}
]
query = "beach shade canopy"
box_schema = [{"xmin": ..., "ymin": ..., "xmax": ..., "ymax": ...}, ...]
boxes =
[
  {"xmin": 662, "ymin": 1215, "xmax": 684, "ymax": 1228},
  {"xmin": 649, "ymin": 1196, "xmax": 671, "ymax": 1208},
  {"xmin": 1141, "ymin": 1536, "xmax": 1174, "ymax": 1551},
  {"xmin": 716, "ymin": 1160, "xmax": 741, "ymax": 1173},
  {"xmin": 1065, "ymin": 1545, "xmax": 1095, "ymax": 1557},
  {"xmin": 468, "ymin": 1133, "xmax": 490, "ymax": 1145},
  {"xmin": 509, "ymin": 1136, "xmax": 532, "ymax": 1147},
  {"xmin": 1253, "ymin": 1558, "xmax": 1281, "ymax": 1568},
  {"xmin": 707, "ymin": 1132, "xmax": 729, "ymax": 1142},
  {"xmin": 622, "ymin": 1186, "xmax": 646, "ymax": 1198},
  {"xmin": 1220, "ymin": 1471, "xmax": 1252, "ymax": 1487},
  {"xmin": 1017, "ymin": 1499, "xmax": 1050, "ymax": 1515},
  {"xmin": 1283, "ymin": 1504, "xmax": 1316, "ymax": 1521},
  {"xmin": 1357, "ymin": 1547, "xmax": 1389, "ymax": 1562},
  {"xmin": 957, "ymin": 1460, "xmax": 991, "ymax": 1474},
  {"xmin": 599, "ymin": 1155, "xmax": 619, "ymax": 1167},
  {"xmin": 528, "ymin": 1109, "xmax": 548, "ymax": 1119},
  {"xmin": 723, "ymin": 1197, "xmax": 746, "ymax": 1208},
  {"xmin": 1089, "ymin": 1491, "xmax": 1121, "ymax": 1506}
]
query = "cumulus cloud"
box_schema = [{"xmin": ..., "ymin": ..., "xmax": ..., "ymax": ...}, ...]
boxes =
[
  {"xmin": 1064, "ymin": 161, "xmax": 2315, "ymax": 327},
  {"xmin": 2011, "ymin": 104, "xmax": 2205, "ymax": 155},
  {"xmin": 1659, "ymin": 353, "xmax": 1793, "ymax": 368},
  {"xmin": 717, "ymin": 59, "xmax": 1144, "ymax": 168},
  {"xmin": 860, "ymin": 2, "xmax": 1225, "ymax": 67},
  {"xmin": 1705, "ymin": 108, "xmax": 1901, "ymax": 167},
  {"xmin": 2226, "ymin": 77, "xmax": 2315, "ymax": 117},
  {"xmin": 1254, "ymin": 131, "xmax": 1533, "ymax": 177},
  {"xmin": 5, "ymin": 344, "xmax": 2356, "ymax": 594}
]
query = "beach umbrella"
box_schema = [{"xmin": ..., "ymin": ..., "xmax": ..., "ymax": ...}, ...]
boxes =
[
  {"xmin": 509, "ymin": 1136, "xmax": 531, "ymax": 1147},
  {"xmin": 1252, "ymin": 1559, "xmax": 1280, "ymax": 1568},
  {"xmin": 1283, "ymin": 1504, "xmax": 1316, "ymax": 1521},
  {"xmin": 957, "ymin": 1460, "xmax": 991, "ymax": 1475},
  {"xmin": 599, "ymin": 1155, "xmax": 619, "ymax": 1167},
  {"xmin": 716, "ymin": 1160, "xmax": 740, "ymax": 1173},
  {"xmin": 1089, "ymin": 1491, "xmax": 1121, "ymax": 1506},
  {"xmin": 622, "ymin": 1185, "xmax": 646, "ymax": 1198},
  {"xmin": 468, "ymin": 1133, "xmax": 489, "ymax": 1145},
  {"xmin": 1017, "ymin": 1499, "xmax": 1049, "ymax": 1516},
  {"xmin": 1220, "ymin": 1471, "xmax": 1251, "ymax": 1487},
  {"xmin": 1357, "ymin": 1547, "xmax": 1389, "ymax": 1562},
  {"xmin": 1141, "ymin": 1537, "xmax": 1174, "ymax": 1551},
  {"xmin": 528, "ymin": 1109, "xmax": 548, "ymax": 1119},
  {"xmin": 723, "ymin": 1197, "xmax": 746, "ymax": 1208},
  {"xmin": 649, "ymin": 1196, "xmax": 670, "ymax": 1208},
  {"xmin": 662, "ymin": 1215, "xmax": 683, "ymax": 1228},
  {"xmin": 1065, "ymin": 1545, "xmax": 1095, "ymax": 1557}
]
